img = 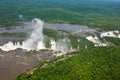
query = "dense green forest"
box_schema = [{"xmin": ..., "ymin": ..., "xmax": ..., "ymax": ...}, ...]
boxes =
[
  {"xmin": 16, "ymin": 47, "xmax": 120, "ymax": 80},
  {"xmin": 0, "ymin": 1, "xmax": 120, "ymax": 79},
  {"xmin": 0, "ymin": 0, "xmax": 120, "ymax": 30},
  {"xmin": 104, "ymin": 37, "xmax": 120, "ymax": 46}
]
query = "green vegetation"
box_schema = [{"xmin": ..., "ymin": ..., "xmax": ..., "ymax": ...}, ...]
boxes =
[
  {"xmin": 68, "ymin": 34, "xmax": 94, "ymax": 49},
  {"xmin": 43, "ymin": 29, "xmax": 62, "ymax": 40},
  {"xmin": 104, "ymin": 37, "xmax": 120, "ymax": 46},
  {"xmin": 0, "ymin": 1, "xmax": 120, "ymax": 79},
  {"xmin": 0, "ymin": 0, "xmax": 120, "ymax": 30},
  {"xmin": 0, "ymin": 32, "xmax": 27, "ymax": 37},
  {"xmin": 43, "ymin": 29, "xmax": 94, "ymax": 49},
  {"xmin": 16, "ymin": 47, "xmax": 120, "ymax": 80}
]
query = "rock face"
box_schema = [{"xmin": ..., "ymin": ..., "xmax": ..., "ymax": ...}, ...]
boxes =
[
  {"xmin": 86, "ymin": 36, "xmax": 108, "ymax": 46},
  {"xmin": 101, "ymin": 31, "xmax": 120, "ymax": 38},
  {"xmin": 86, "ymin": 30, "xmax": 120, "ymax": 46}
]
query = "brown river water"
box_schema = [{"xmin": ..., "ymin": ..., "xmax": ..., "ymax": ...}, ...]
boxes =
[
  {"xmin": 0, "ymin": 47, "xmax": 56, "ymax": 80},
  {"xmin": 0, "ymin": 23, "xmax": 95, "ymax": 80}
]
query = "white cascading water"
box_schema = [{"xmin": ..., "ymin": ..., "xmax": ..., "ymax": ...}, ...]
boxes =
[
  {"xmin": 50, "ymin": 39, "xmax": 56, "ymax": 50},
  {"xmin": 22, "ymin": 18, "xmax": 45, "ymax": 50},
  {"xmin": 0, "ymin": 18, "xmax": 45, "ymax": 51},
  {"xmin": 50, "ymin": 38, "xmax": 69, "ymax": 51},
  {"xmin": 0, "ymin": 18, "xmax": 71, "ymax": 53}
]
